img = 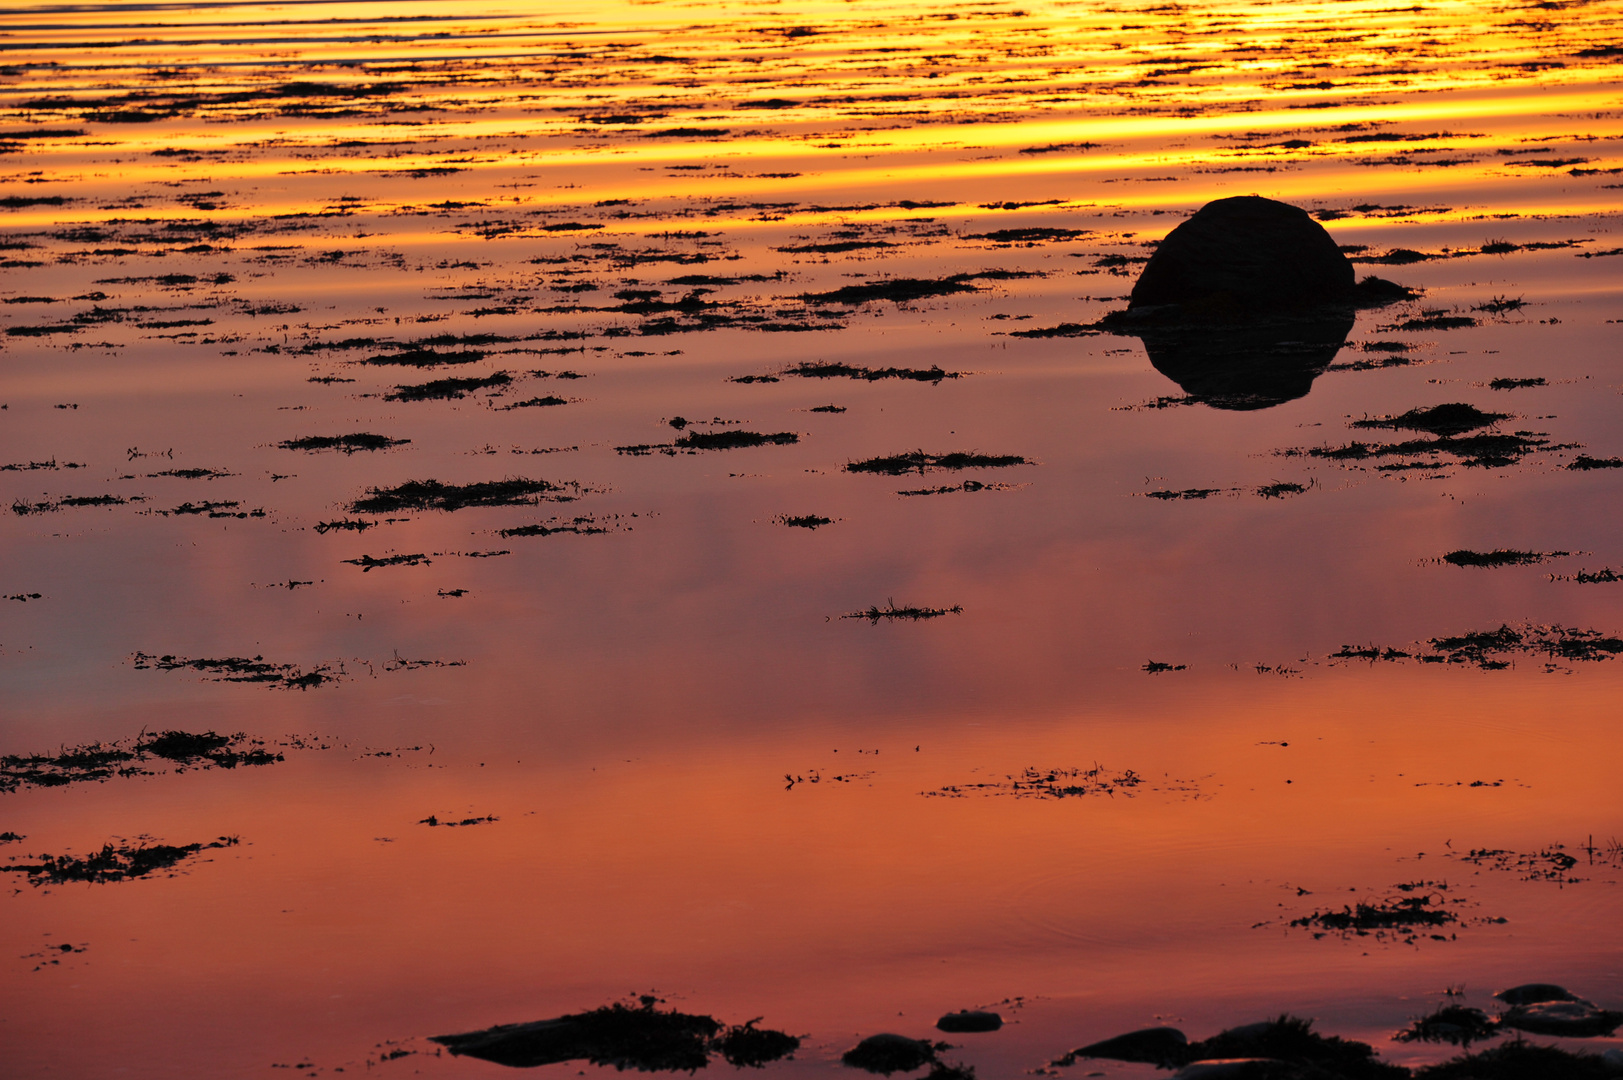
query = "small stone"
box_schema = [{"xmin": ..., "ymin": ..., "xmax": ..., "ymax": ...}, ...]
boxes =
[{"xmin": 935, "ymin": 1011, "xmax": 1001, "ymax": 1034}]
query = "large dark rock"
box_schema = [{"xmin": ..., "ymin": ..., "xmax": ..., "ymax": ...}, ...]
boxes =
[
  {"xmin": 1090, "ymin": 197, "xmax": 1414, "ymax": 409},
  {"xmin": 1129, "ymin": 196, "xmax": 1355, "ymax": 315}
]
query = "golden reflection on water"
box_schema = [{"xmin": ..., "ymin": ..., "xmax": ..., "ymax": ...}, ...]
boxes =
[{"xmin": 1, "ymin": 1, "xmax": 1622, "ymax": 1078}]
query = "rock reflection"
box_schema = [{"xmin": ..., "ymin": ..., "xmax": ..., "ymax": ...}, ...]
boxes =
[{"xmin": 1128, "ymin": 312, "xmax": 1354, "ymax": 410}]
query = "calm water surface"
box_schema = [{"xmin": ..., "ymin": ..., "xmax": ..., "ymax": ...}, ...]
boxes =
[{"xmin": 1, "ymin": 1, "xmax": 1621, "ymax": 1076}]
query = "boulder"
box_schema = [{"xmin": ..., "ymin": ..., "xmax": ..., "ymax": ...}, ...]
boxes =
[
  {"xmin": 1129, "ymin": 196, "xmax": 1354, "ymax": 316},
  {"xmin": 1501, "ymin": 1000, "xmax": 1623, "ymax": 1038},
  {"xmin": 1071, "ymin": 1025, "xmax": 1189, "ymax": 1066},
  {"xmin": 935, "ymin": 1010, "xmax": 1001, "ymax": 1033},
  {"xmin": 1494, "ymin": 982, "xmax": 1584, "ymax": 1006},
  {"xmin": 841, "ymin": 1033, "xmax": 941, "ymax": 1074}
]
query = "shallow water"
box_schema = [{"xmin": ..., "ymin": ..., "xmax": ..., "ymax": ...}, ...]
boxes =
[{"xmin": 2, "ymin": 1, "xmax": 1622, "ymax": 1077}]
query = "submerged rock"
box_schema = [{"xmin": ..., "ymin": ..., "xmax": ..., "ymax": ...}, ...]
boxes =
[
  {"xmin": 1501, "ymin": 999, "xmax": 1623, "ymax": 1038},
  {"xmin": 1183, "ymin": 1016, "xmax": 1407, "ymax": 1080},
  {"xmin": 1129, "ymin": 196, "xmax": 1354, "ymax": 315},
  {"xmin": 1494, "ymin": 982, "xmax": 1584, "ymax": 1006},
  {"xmin": 1175, "ymin": 1061, "xmax": 1297, "ymax": 1080},
  {"xmin": 842, "ymin": 1033, "xmax": 943, "ymax": 1074},
  {"xmin": 935, "ymin": 1011, "xmax": 1001, "ymax": 1033},
  {"xmin": 430, "ymin": 1000, "xmax": 798, "ymax": 1071},
  {"xmin": 1070, "ymin": 1025, "xmax": 1189, "ymax": 1066}
]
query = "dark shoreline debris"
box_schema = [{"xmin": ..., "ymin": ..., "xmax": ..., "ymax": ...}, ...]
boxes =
[
  {"xmin": 1441, "ymin": 549, "xmax": 1564, "ymax": 568},
  {"xmin": 1288, "ymin": 886, "xmax": 1462, "ymax": 942},
  {"xmin": 130, "ymin": 652, "xmax": 344, "ymax": 689},
  {"xmin": 350, "ymin": 477, "xmax": 576, "ymax": 513},
  {"xmin": 1350, "ymin": 403, "xmax": 1509, "ymax": 437},
  {"xmin": 2, "ymin": 730, "xmax": 282, "ymax": 793},
  {"xmin": 927, "ymin": 764, "xmax": 1178, "ymax": 800},
  {"xmin": 843, "ymin": 601, "xmax": 962, "ymax": 622},
  {"xmin": 279, "ymin": 433, "xmax": 409, "ymax": 453},
  {"xmin": 846, "ymin": 451, "xmax": 1028, "ymax": 475},
  {"xmin": 0, "ymin": 836, "xmax": 239, "ymax": 886},
  {"xmin": 431, "ymin": 998, "xmax": 799, "ymax": 1070},
  {"xmin": 780, "ymin": 361, "xmax": 963, "ymax": 383},
  {"xmin": 385, "ymin": 372, "xmax": 512, "ymax": 401},
  {"xmin": 1330, "ymin": 623, "xmax": 1623, "ymax": 670},
  {"xmin": 1394, "ymin": 1005, "xmax": 1498, "ymax": 1047}
]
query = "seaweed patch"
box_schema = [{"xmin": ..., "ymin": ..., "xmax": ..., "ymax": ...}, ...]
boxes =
[
  {"xmin": 846, "ymin": 451, "xmax": 1029, "ymax": 475},
  {"xmin": 1, "ymin": 836, "xmax": 239, "ymax": 887},
  {"xmin": 129, "ymin": 652, "xmax": 345, "ymax": 689}
]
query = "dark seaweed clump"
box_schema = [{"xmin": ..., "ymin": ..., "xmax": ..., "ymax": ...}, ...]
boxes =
[
  {"xmin": 1331, "ymin": 623, "xmax": 1623, "ymax": 670},
  {"xmin": 777, "ymin": 514, "xmax": 833, "ymax": 529},
  {"xmin": 130, "ymin": 652, "xmax": 343, "ymax": 689},
  {"xmin": 897, "ymin": 480, "xmax": 1020, "ymax": 496},
  {"xmin": 844, "ymin": 601, "xmax": 962, "ymax": 622},
  {"xmin": 846, "ymin": 451, "xmax": 1029, "ymax": 475},
  {"xmin": 927, "ymin": 764, "xmax": 1155, "ymax": 800},
  {"xmin": 1442, "ymin": 549, "xmax": 1563, "ymax": 567},
  {"xmin": 350, "ymin": 477, "xmax": 573, "ymax": 513},
  {"xmin": 781, "ymin": 361, "xmax": 963, "ymax": 383},
  {"xmin": 137, "ymin": 729, "xmax": 282, "ymax": 767},
  {"xmin": 342, "ymin": 553, "xmax": 429, "ymax": 571},
  {"xmin": 385, "ymin": 372, "xmax": 512, "ymax": 401},
  {"xmin": 279, "ymin": 433, "xmax": 409, "ymax": 453},
  {"xmin": 1144, "ymin": 487, "xmax": 1223, "ymax": 500},
  {"xmin": 1394, "ymin": 1005, "xmax": 1500, "ymax": 1046},
  {"xmin": 1289, "ymin": 887, "xmax": 1461, "ymax": 943},
  {"xmin": 499, "ymin": 515, "xmax": 611, "ymax": 539},
  {"xmin": 617, "ymin": 430, "xmax": 799, "ymax": 455},
  {"xmin": 0, "ymin": 836, "xmax": 238, "ymax": 886},
  {"xmin": 358, "ymin": 348, "xmax": 487, "ymax": 367},
  {"xmin": 800, "ymin": 276, "xmax": 980, "ymax": 305},
  {"xmin": 1350, "ymin": 403, "xmax": 1510, "ymax": 437},
  {"xmin": 1, "ymin": 730, "xmax": 281, "ymax": 793},
  {"xmin": 678, "ymin": 430, "xmax": 797, "ymax": 450},
  {"xmin": 1417, "ymin": 1041, "xmax": 1614, "ymax": 1079},
  {"xmin": 431, "ymin": 999, "xmax": 799, "ymax": 1071},
  {"xmin": 1288, "ymin": 403, "xmax": 1558, "ymax": 469}
]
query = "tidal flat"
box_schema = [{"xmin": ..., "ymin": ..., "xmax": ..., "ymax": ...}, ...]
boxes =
[{"xmin": 1, "ymin": 1, "xmax": 1621, "ymax": 1077}]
